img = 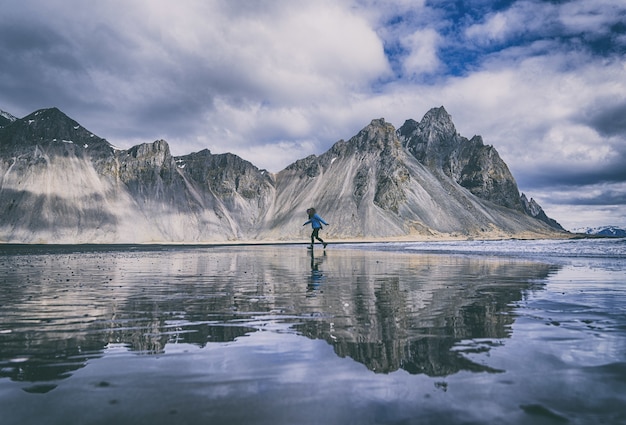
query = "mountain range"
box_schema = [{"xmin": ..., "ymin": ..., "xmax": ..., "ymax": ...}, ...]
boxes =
[
  {"xmin": 573, "ymin": 226, "xmax": 626, "ymax": 237},
  {"xmin": 0, "ymin": 106, "xmax": 567, "ymax": 243}
]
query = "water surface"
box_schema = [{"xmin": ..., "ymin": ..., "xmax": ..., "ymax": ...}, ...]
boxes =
[{"xmin": 0, "ymin": 241, "xmax": 625, "ymax": 424}]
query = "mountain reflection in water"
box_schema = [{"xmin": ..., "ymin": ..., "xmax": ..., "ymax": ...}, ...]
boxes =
[
  {"xmin": 0, "ymin": 244, "xmax": 557, "ymax": 390},
  {"xmin": 299, "ymin": 248, "xmax": 556, "ymax": 375}
]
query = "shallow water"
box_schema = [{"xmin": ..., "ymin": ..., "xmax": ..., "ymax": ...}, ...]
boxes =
[{"xmin": 0, "ymin": 241, "xmax": 625, "ymax": 425}]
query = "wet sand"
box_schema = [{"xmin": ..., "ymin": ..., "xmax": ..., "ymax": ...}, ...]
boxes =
[{"xmin": 0, "ymin": 243, "xmax": 625, "ymax": 424}]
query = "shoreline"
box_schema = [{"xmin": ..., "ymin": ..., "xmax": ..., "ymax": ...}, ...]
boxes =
[{"xmin": 1, "ymin": 232, "xmax": 621, "ymax": 250}]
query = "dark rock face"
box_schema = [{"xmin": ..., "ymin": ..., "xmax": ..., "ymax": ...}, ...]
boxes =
[
  {"xmin": 336, "ymin": 118, "xmax": 410, "ymax": 213},
  {"xmin": 0, "ymin": 108, "xmax": 112, "ymax": 157},
  {"xmin": 454, "ymin": 137, "xmax": 521, "ymax": 210},
  {"xmin": 399, "ymin": 107, "xmax": 458, "ymax": 166},
  {"xmin": 398, "ymin": 106, "xmax": 522, "ymax": 210},
  {"xmin": 0, "ymin": 106, "xmax": 566, "ymax": 243},
  {"xmin": 520, "ymin": 194, "xmax": 565, "ymax": 231},
  {"xmin": 0, "ymin": 110, "xmax": 16, "ymax": 127},
  {"xmin": 177, "ymin": 149, "xmax": 273, "ymax": 200}
]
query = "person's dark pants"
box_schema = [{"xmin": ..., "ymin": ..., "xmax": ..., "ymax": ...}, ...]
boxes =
[{"xmin": 311, "ymin": 228, "xmax": 325, "ymax": 246}]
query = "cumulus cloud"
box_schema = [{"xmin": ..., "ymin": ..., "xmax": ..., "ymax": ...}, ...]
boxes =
[
  {"xmin": 400, "ymin": 28, "xmax": 441, "ymax": 77},
  {"xmin": 465, "ymin": 11, "xmax": 513, "ymax": 44}
]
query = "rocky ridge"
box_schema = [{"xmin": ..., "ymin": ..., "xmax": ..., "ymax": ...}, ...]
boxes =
[
  {"xmin": 0, "ymin": 109, "xmax": 17, "ymax": 127},
  {"xmin": 0, "ymin": 106, "xmax": 566, "ymax": 243}
]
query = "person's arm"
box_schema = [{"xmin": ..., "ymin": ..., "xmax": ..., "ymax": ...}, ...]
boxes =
[{"xmin": 303, "ymin": 219, "xmax": 311, "ymax": 226}]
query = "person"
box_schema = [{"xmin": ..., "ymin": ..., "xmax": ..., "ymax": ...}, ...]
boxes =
[{"xmin": 303, "ymin": 207, "xmax": 328, "ymax": 249}]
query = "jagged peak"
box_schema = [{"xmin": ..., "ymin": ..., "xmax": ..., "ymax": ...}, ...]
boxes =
[
  {"xmin": 0, "ymin": 106, "xmax": 116, "ymax": 155},
  {"xmin": 348, "ymin": 117, "xmax": 398, "ymax": 151},
  {"xmin": 368, "ymin": 118, "xmax": 388, "ymax": 127},
  {"xmin": 419, "ymin": 106, "xmax": 456, "ymax": 136},
  {"xmin": 0, "ymin": 109, "xmax": 17, "ymax": 123},
  {"xmin": 520, "ymin": 193, "xmax": 541, "ymax": 216},
  {"xmin": 177, "ymin": 148, "xmax": 266, "ymax": 178},
  {"xmin": 520, "ymin": 193, "xmax": 565, "ymax": 231},
  {"xmin": 176, "ymin": 148, "xmax": 212, "ymax": 160},
  {"xmin": 126, "ymin": 139, "xmax": 171, "ymax": 158},
  {"xmin": 211, "ymin": 151, "xmax": 263, "ymax": 170},
  {"xmin": 397, "ymin": 107, "xmax": 458, "ymax": 148},
  {"xmin": 468, "ymin": 135, "xmax": 485, "ymax": 146},
  {"xmin": 423, "ymin": 105, "xmax": 450, "ymax": 119},
  {"xmin": 355, "ymin": 117, "xmax": 396, "ymax": 137},
  {"xmin": 287, "ymin": 153, "xmax": 318, "ymax": 167},
  {"xmin": 25, "ymin": 107, "xmax": 72, "ymax": 122},
  {"xmin": 18, "ymin": 107, "xmax": 88, "ymax": 137}
]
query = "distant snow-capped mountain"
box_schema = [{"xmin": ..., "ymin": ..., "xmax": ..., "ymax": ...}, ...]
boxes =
[{"xmin": 573, "ymin": 226, "xmax": 626, "ymax": 237}]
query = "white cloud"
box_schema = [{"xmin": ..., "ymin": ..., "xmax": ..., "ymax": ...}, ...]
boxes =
[
  {"xmin": 464, "ymin": 2, "xmax": 553, "ymax": 46},
  {"xmin": 465, "ymin": 12, "xmax": 511, "ymax": 44},
  {"xmin": 165, "ymin": 1, "xmax": 388, "ymax": 101},
  {"xmin": 350, "ymin": 0, "xmax": 427, "ymax": 25},
  {"xmin": 400, "ymin": 28, "xmax": 442, "ymax": 77},
  {"xmin": 465, "ymin": 0, "xmax": 626, "ymax": 50},
  {"xmin": 558, "ymin": 0, "xmax": 626, "ymax": 34}
]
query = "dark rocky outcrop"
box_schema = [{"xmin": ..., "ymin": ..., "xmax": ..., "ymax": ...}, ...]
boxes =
[
  {"xmin": 398, "ymin": 106, "xmax": 522, "ymax": 210},
  {"xmin": 520, "ymin": 193, "xmax": 565, "ymax": 231},
  {"xmin": 0, "ymin": 110, "xmax": 17, "ymax": 128}
]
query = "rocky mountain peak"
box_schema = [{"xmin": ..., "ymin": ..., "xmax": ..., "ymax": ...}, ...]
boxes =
[
  {"xmin": 420, "ymin": 106, "xmax": 456, "ymax": 135},
  {"xmin": 117, "ymin": 139, "xmax": 175, "ymax": 185},
  {"xmin": 176, "ymin": 148, "xmax": 273, "ymax": 199},
  {"xmin": 0, "ymin": 109, "xmax": 17, "ymax": 127},
  {"xmin": 126, "ymin": 139, "xmax": 171, "ymax": 160},
  {"xmin": 397, "ymin": 106, "xmax": 458, "ymax": 166},
  {"xmin": 0, "ymin": 107, "xmax": 112, "ymax": 156},
  {"xmin": 521, "ymin": 193, "xmax": 565, "ymax": 230},
  {"xmin": 21, "ymin": 107, "xmax": 80, "ymax": 135},
  {"xmin": 369, "ymin": 117, "xmax": 389, "ymax": 127},
  {"xmin": 397, "ymin": 109, "xmax": 525, "ymax": 211},
  {"xmin": 349, "ymin": 117, "xmax": 401, "ymax": 155},
  {"xmin": 27, "ymin": 106, "xmax": 66, "ymax": 119}
]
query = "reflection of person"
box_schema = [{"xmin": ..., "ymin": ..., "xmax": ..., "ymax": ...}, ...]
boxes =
[
  {"xmin": 303, "ymin": 207, "xmax": 329, "ymax": 249},
  {"xmin": 307, "ymin": 249, "xmax": 326, "ymax": 295}
]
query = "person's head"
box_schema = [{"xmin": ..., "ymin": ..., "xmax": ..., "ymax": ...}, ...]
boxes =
[{"xmin": 307, "ymin": 207, "xmax": 316, "ymax": 217}]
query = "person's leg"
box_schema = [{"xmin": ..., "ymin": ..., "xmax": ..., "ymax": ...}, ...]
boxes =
[{"xmin": 314, "ymin": 229, "xmax": 327, "ymax": 248}]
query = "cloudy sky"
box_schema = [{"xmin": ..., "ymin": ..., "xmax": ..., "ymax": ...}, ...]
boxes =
[{"xmin": 1, "ymin": 0, "xmax": 625, "ymax": 230}]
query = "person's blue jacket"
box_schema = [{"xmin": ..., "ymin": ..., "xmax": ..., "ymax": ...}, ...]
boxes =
[{"xmin": 304, "ymin": 213, "xmax": 328, "ymax": 229}]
